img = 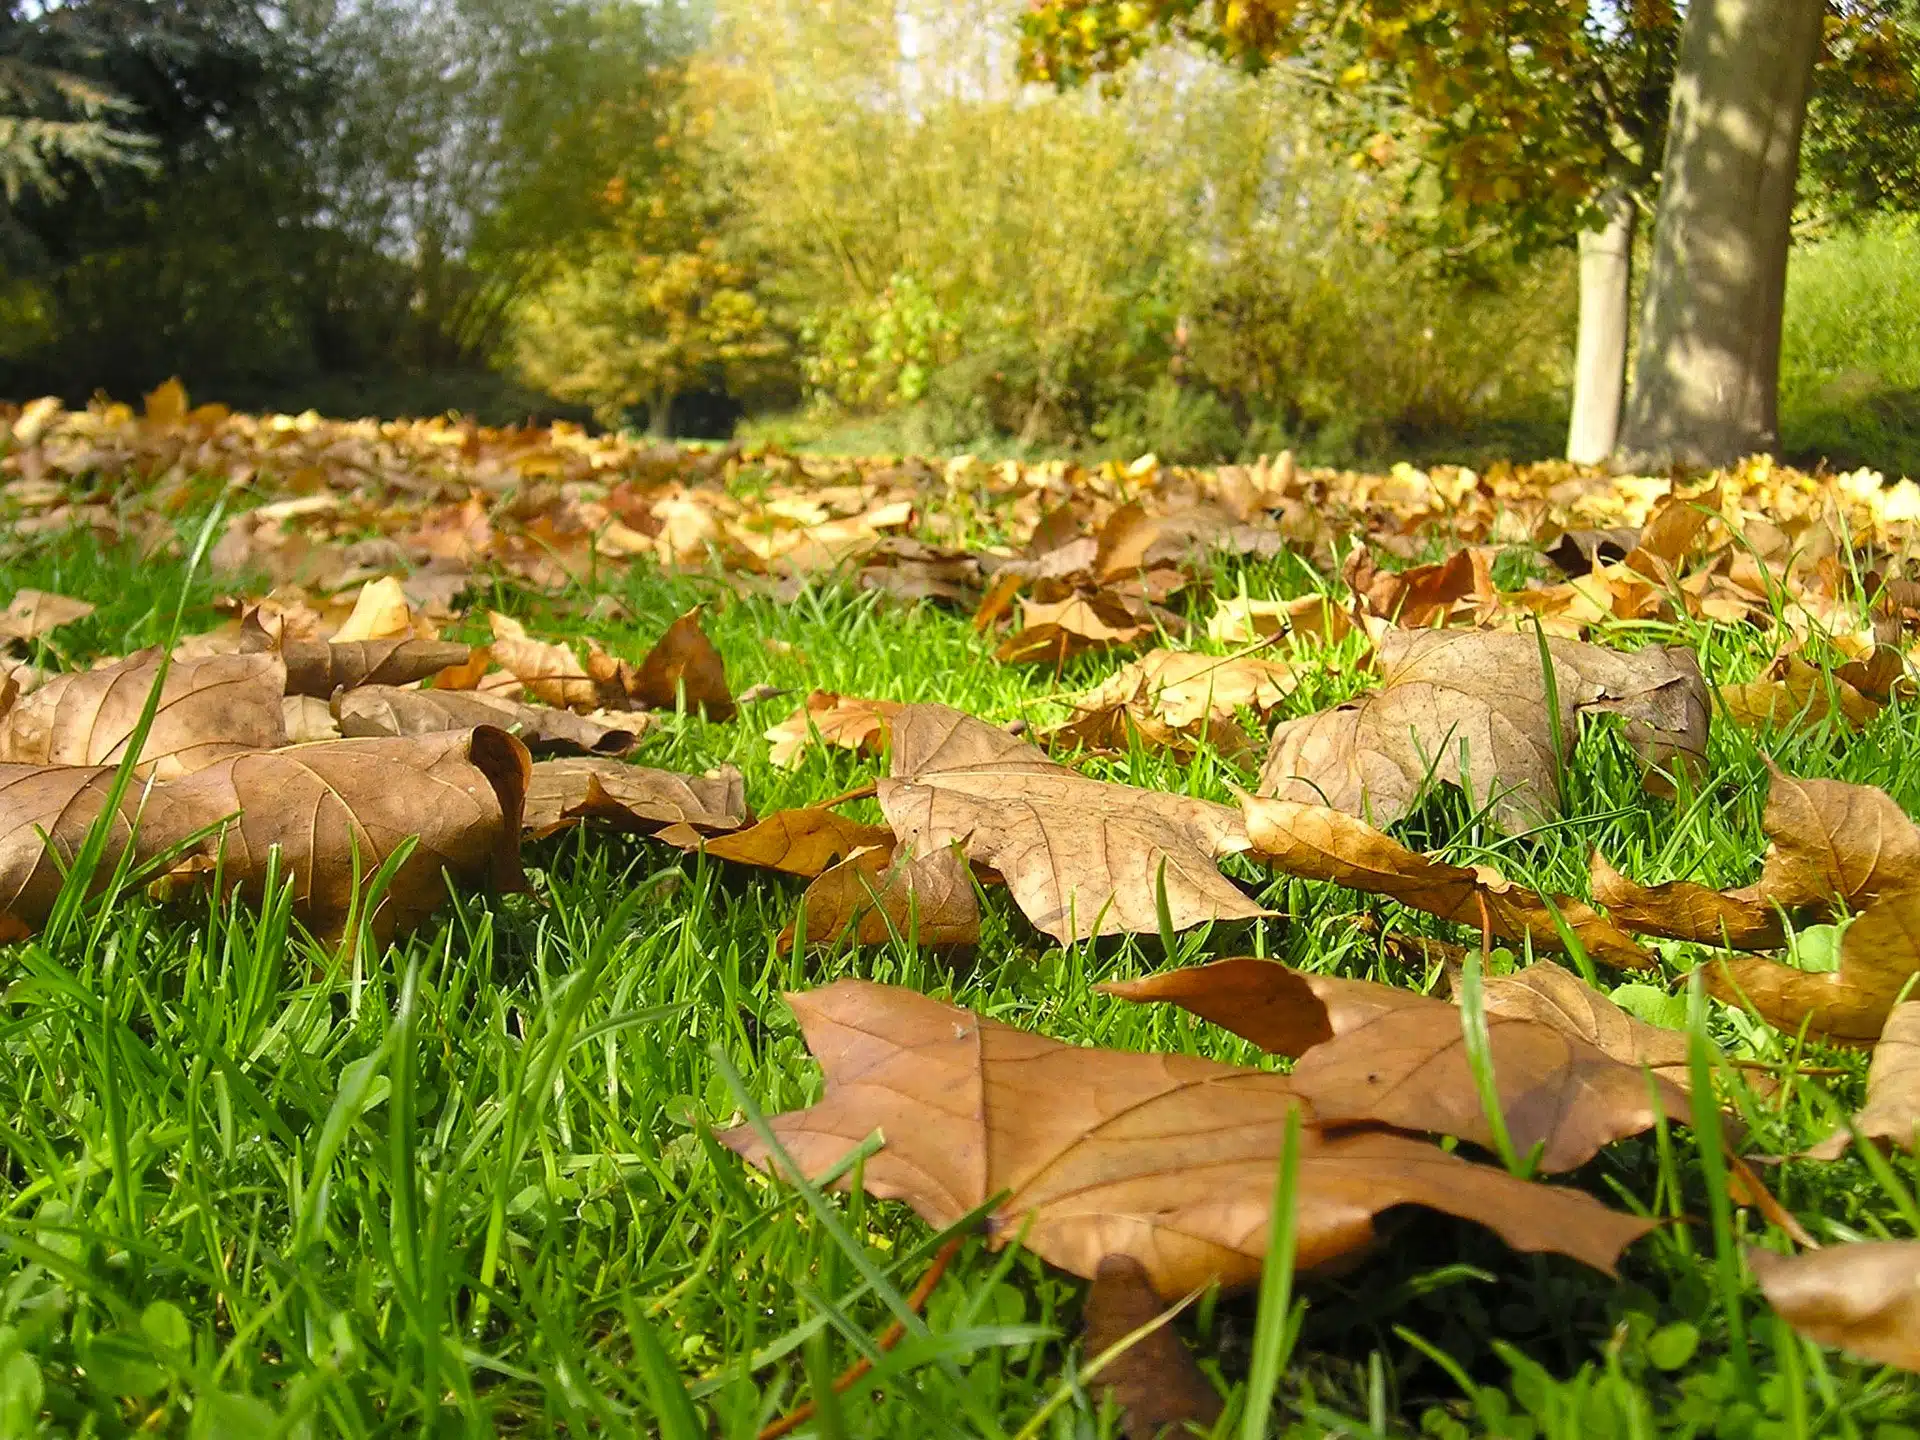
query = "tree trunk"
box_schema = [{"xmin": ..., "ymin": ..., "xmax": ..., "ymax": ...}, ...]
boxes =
[
  {"xmin": 1614, "ymin": 0, "xmax": 1823, "ymax": 469},
  {"xmin": 1566, "ymin": 189, "xmax": 1636, "ymax": 465},
  {"xmin": 647, "ymin": 391, "xmax": 673, "ymax": 438}
]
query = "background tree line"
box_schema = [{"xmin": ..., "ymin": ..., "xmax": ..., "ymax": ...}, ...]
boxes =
[{"xmin": 4, "ymin": 0, "xmax": 1920, "ymax": 472}]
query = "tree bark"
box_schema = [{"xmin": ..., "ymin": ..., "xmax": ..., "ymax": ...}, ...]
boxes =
[
  {"xmin": 647, "ymin": 391, "xmax": 673, "ymax": 438},
  {"xmin": 1614, "ymin": 0, "xmax": 1823, "ymax": 469},
  {"xmin": 1566, "ymin": 189, "xmax": 1636, "ymax": 465}
]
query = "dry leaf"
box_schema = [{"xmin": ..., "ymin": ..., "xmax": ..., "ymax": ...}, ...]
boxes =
[
  {"xmin": 615, "ymin": 607, "xmax": 735, "ymax": 720},
  {"xmin": 1050, "ymin": 649, "xmax": 1293, "ymax": 759},
  {"xmin": 782, "ymin": 843, "xmax": 979, "ymax": 951},
  {"xmin": 996, "ymin": 592, "xmax": 1155, "ymax": 666},
  {"xmin": 877, "ymin": 704, "xmax": 1267, "ymax": 943},
  {"xmin": 282, "ymin": 694, "xmax": 341, "ymax": 743},
  {"xmin": 766, "ymin": 691, "xmax": 899, "ymax": 769},
  {"xmin": 0, "ymin": 649, "xmax": 287, "ymax": 780},
  {"xmin": 1589, "ymin": 852, "xmax": 1786, "ymax": 949},
  {"xmin": 336, "ymin": 686, "xmax": 645, "ymax": 756},
  {"xmin": 1240, "ymin": 798, "xmax": 1651, "ymax": 969},
  {"xmin": 1719, "ymin": 655, "xmax": 1881, "ymax": 733},
  {"xmin": 331, "ymin": 576, "xmax": 415, "ymax": 643},
  {"xmin": 1748, "ymin": 1242, "xmax": 1920, "ymax": 1372},
  {"xmin": 665, "ymin": 808, "xmax": 896, "ymax": 878},
  {"xmin": 723, "ymin": 980, "xmax": 1656, "ymax": 1294},
  {"xmin": 488, "ymin": 613, "xmax": 599, "ymax": 710},
  {"xmin": 1205, "ymin": 593, "xmax": 1355, "ymax": 648},
  {"xmin": 1807, "ymin": 1001, "xmax": 1920, "ymax": 1156},
  {"xmin": 1592, "ymin": 765, "xmax": 1920, "ymax": 945},
  {"xmin": 0, "ymin": 763, "xmax": 136, "ymax": 930},
  {"xmin": 151, "ymin": 727, "xmax": 529, "ymax": 941},
  {"xmin": 1260, "ymin": 629, "xmax": 1708, "ymax": 830},
  {"xmin": 1082, "ymin": 1255, "xmax": 1222, "ymax": 1440},
  {"xmin": 271, "ymin": 637, "xmax": 474, "ymax": 698},
  {"xmin": 0, "ymin": 589, "xmax": 94, "ymax": 643},
  {"xmin": 1702, "ymin": 890, "xmax": 1920, "ymax": 1043},
  {"xmin": 1474, "ymin": 963, "xmax": 1693, "ymax": 1089},
  {"xmin": 523, "ymin": 757, "xmax": 748, "ymax": 838},
  {"xmin": 1106, "ymin": 958, "xmax": 1688, "ymax": 1172}
]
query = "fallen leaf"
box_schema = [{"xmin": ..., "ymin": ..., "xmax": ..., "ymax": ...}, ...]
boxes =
[
  {"xmin": 1702, "ymin": 890, "xmax": 1920, "ymax": 1042},
  {"xmin": 725, "ymin": 981, "xmax": 1656, "ymax": 1293},
  {"xmin": 0, "ymin": 649, "xmax": 287, "ymax": 780},
  {"xmin": 1807, "ymin": 1001, "xmax": 1920, "ymax": 1156},
  {"xmin": 150, "ymin": 727, "xmax": 529, "ymax": 941},
  {"xmin": 1082, "ymin": 1255, "xmax": 1222, "ymax": 1440},
  {"xmin": 259, "ymin": 634, "xmax": 474, "ymax": 698},
  {"xmin": 622, "ymin": 607, "xmax": 735, "ymax": 720},
  {"xmin": 782, "ymin": 843, "xmax": 979, "ymax": 951},
  {"xmin": 1240, "ymin": 798, "xmax": 1651, "ymax": 969},
  {"xmin": 336, "ymin": 686, "xmax": 646, "ymax": 756},
  {"xmin": 1719, "ymin": 654, "xmax": 1881, "ymax": 733},
  {"xmin": 1205, "ymin": 593, "xmax": 1356, "ymax": 648},
  {"xmin": 1345, "ymin": 545, "xmax": 1494, "ymax": 626},
  {"xmin": 0, "ymin": 763, "xmax": 137, "ymax": 930},
  {"xmin": 1106, "ymin": 958, "xmax": 1688, "ymax": 1172},
  {"xmin": 331, "ymin": 576, "xmax": 416, "ymax": 643},
  {"xmin": 662, "ymin": 807, "xmax": 896, "ymax": 877},
  {"xmin": 1748, "ymin": 1242, "xmax": 1920, "ymax": 1372},
  {"xmin": 488, "ymin": 613, "xmax": 599, "ymax": 710},
  {"xmin": 995, "ymin": 591, "xmax": 1155, "ymax": 666},
  {"xmin": 282, "ymin": 694, "xmax": 341, "ymax": 743},
  {"xmin": 1050, "ymin": 649, "xmax": 1293, "ymax": 759},
  {"xmin": 0, "ymin": 589, "xmax": 94, "ymax": 643},
  {"xmin": 1543, "ymin": 528, "xmax": 1638, "ymax": 576},
  {"xmin": 1589, "ymin": 852, "xmax": 1786, "ymax": 949},
  {"xmin": 1473, "ymin": 963, "xmax": 1693, "ymax": 1088},
  {"xmin": 1591, "ymin": 765, "xmax": 1920, "ymax": 945},
  {"xmin": 766, "ymin": 691, "xmax": 899, "ymax": 769},
  {"xmin": 1259, "ymin": 629, "xmax": 1708, "ymax": 830},
  {"xmin": 523, "ymin": 756, "xmax": 748, "ymax": 838},
  {"xmin": 877, "ymin": 704, "xmax": 1267, "ymax": 943}
]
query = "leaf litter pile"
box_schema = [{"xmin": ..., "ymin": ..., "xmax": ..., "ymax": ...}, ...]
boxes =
[{"xmin": 4, "ymin": 387, "xmax": 1920, "ymax": 1432}]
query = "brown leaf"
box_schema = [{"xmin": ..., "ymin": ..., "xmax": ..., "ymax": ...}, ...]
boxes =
[
  {"xmin": 1588, "ymin": 851, "xmax": 1784, "ymax": 949},
  {"xmin": 1082, "ymin": 1256, "xmax": 1222, "ymax": 1440},
  {"xmin": 1050, "ymin": 649, "xmax": 1293, "ymax": 759},
  {"xmin": 666, "ymin": 807, "xmax": 895, "ymax": 877},
  {"xmin": 1748, "ymin": 1242, "xmax": 1920, "ymax": 1372},
  {"xmin": 282, "ymin": 694, "xmax": 340, "ymax": 743},
  {"xmin": 1107, "ymin": 958, "xmax": 1689, "ymax": 1172},
  {"xmin": 1718, "ymin": 655, "xmax": 1881, "ymax": 733},
  {"xmin": 877, "ymin": 704, "xmax": 1267, "ymax": 943},
  {"xmin": 1543, "ymin": 528, "xmax": 1638, "ymax": 576},
  {"xmin": 995, "ymin": 592, "xmax": 1154, "ymax": 666},
  {"xmin": 1205, "ymin": 594, "xmax": 1356, "ymax": 648},
  {"xmin": 1240, "ymin": 798, "xmax": 1651, "ymax": 968},
  {"xmin": 1259, "ymin": 629, "xmax": 1707, "ymax": 830},
  {"xmin": 765, "ymin": 691, "xmax": 898, "ymax": 769},
  {"xmin": 1474, "ymin": 963, "xmax": 1693, "ymax": 1087},
  {"xmin": 488, "ymin": 613, "xmax": 598, "ymax": 710},
  {"xmin": 331, "ymin": 576, "xmax": 416, "ymax": 643},
  {"xmin": 722, "ymin": 980, "xmax": 1655, "ymax": 1294},
  {"xmin": 149, "ymin": 727, "xmax": 529, "ymax": 941},
  {"xmin": 1807, "ymin": 1001, "xmax": 1920, "ymax": 1156},
  {"xmin": 626, "ymin": 607, "xmax": 735, "ymax": 719},
  {"xmin": 271, "ymin": 637, "xmax": 474, "ymax": 698},
  {"xmin": 781, "ymin": 843, "xmax": 979, "ymax": 952},
  {"xmin": 1702, "ymin": 890, "xmax": 1920, "ymax": 1042},
  {"xmin": 1346, "ymin": 545, "xmax": 1494, "ymax": 627},
  {"xmin": 523, "ymin": 756, "xmax": 748, "ymax": 838},
  {"xmin": 0, "ymin": 763, "xmax": 137, "ymax": 930},
  {"xmin": 336, "ymin": 686, "xmax": 646, "ymax": 756},
  {"xmin": 0, "ymin": 589, "xmax": 94, "ymax": 643},
  {"xmin": 1592, "ymin": 765, "xmax": 1920, "ymax": 945},
  {"xmin": 0, "ymin": 649, "xmax": 287, "ymax": 779}
]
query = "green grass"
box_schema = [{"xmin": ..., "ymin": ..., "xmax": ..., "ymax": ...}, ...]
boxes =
[{"xmin": 2, "ymin": 514, "xmax": 1919, "ymax": 1436}]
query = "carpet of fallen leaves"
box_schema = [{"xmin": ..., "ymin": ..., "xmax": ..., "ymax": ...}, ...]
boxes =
[{"xmin": 8, "ymin": 382, "xmax": 1920, "ymax": 1423}]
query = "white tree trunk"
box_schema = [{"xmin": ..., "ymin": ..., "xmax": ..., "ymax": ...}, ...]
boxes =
[
  {"xmin": 1615, "ymin": 0, "xmax": 1823, "ymax": 469},
  {"xmin": 1566, "ymin": 189, "xmax": 1636, "ymax": 465}
]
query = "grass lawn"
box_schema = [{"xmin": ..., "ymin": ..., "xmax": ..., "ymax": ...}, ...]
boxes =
[{"xmin": 1, "ymin": 471, "xmax": 1919, "ymax": 1439}]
